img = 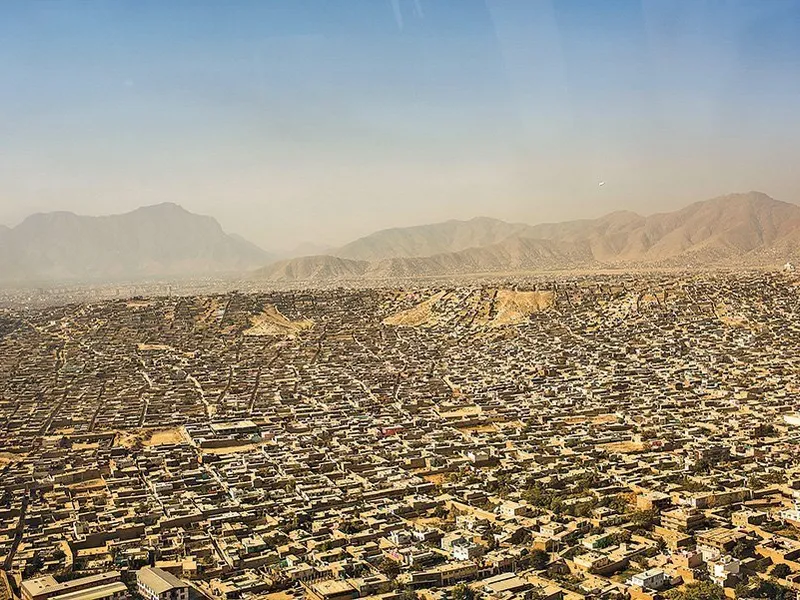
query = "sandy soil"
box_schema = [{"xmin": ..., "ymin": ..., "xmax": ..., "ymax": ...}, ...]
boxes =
[
  {"xmin": 598, "ymin": 441, "xmax": 647, "ymax": 453},
  {"xmin": 0, "ymin": 452, "xmax": 25, "ymax": 467},
  {"xmin": 489, "ymin": 289, "xmax": 555, "ymax": 325},
  {"xmin": 423, "ymin": 474, "xmax": 446, "ymax": 485},
  {"xmin": 243, "ymin": 304, "xmax": 313, "ymax": 336},
  {"xmin": 115, "ymin": 427, "xmax": 188, "ymax": 448},
  {"xmin": 146, "ymin": 428, "xmax": 187, "ymax": 446},
  {"xmin": 384, "ymin": 289, "xmax": 554, "ymax": 328},
  {"xmin": 383, "ymin": 291, "xmax": 446, "ymax": 327},
  {"xmin": 457, "ymin": 424, "xmax": 497, "ymax": 433},
  {"xmin": 137, "ymin": 343, "xmax": 175, "ymax": 351},
  {"xmin": 68, "ymin": 478, "xmax": 107, "ymax": 491}
]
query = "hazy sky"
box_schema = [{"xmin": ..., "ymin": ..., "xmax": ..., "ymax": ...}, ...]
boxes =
[{"xmin": 3, "ymin": 0, "xmax": 800, "ymax": 251}]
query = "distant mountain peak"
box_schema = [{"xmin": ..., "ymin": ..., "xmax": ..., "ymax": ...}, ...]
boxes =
[
  {"xmin": 255, "ymin": 191, "xmax": 800, "ymax": 281},
  {"xmin": 135, "ymin": 201, "xmax": 188, "ymax": 213},
  {"xmin": 1, "ymin": 204, "xmax": 270, "ymax": 284}
]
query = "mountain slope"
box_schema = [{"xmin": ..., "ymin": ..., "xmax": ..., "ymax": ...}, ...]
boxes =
[
  {"xmin": 0, "ymin": 203, "xmax": 270, "ymax": 283},
  {"xmin": 254, "ymin": 192, "xmax": 800, "ymax": 281},
  {"xmin": 334, "ymin": 216, "xmax": 535, "ymax": 261},
  {"xmin": 525, "ymin": 192, "xmax": 800, "ymax": 264},
  {"xmin": 253, "ymin": 255, "xmax": 368, "ymax": 282},
  {"xmin": 255, "ymin": 237, "xmax": 593, "ymax": 281}
]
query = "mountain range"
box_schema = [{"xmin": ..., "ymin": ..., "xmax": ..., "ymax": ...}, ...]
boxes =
[
  {"xmin": 256, "ymin": 192, "xmax": 800, "ymax": 281},
  {"xmin": 2, "ymin": 191, "xmax": 799, "ymax": 284},
  {"xmin": 0, "ymin": 203, "xmax": 269, "ymax": 284}
]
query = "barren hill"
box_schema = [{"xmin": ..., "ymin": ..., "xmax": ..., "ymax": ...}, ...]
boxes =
[
  {"xmin": 334, "ymin": 216, "xmax": 535, "ymax": 261},
  {"xmin": 382, "ymin": 288, "xmax": 556, "ymax": 328},
  {"xmin": 525, "ymin": 192, "xmax": 800, "ymax": 264},
  {"xmin": 254, "ymin": 191, "xmax": 800, "ymax": 281},
  {"xmin": 0, "ymin": 203, "xmax": 269, "ymax": 283},
  {"xmin": 243, "ymin": 304, "xmax": 313, "ymax": 336},
  {"xmin": 254, "ymin": 255, "xmax": 368, "ymax": 282}
]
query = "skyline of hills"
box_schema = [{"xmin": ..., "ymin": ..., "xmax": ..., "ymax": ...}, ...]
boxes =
[
  {"xmin": 3, "ymin": 191, "xmax": 800, "ymax": 284},
  {"xmin": 0, "ymin": 202, "xmax": 271, "ymax": 284},
  {"xmin": 258, "ymin": 192, "xmax": 800, "ymax": 281}
]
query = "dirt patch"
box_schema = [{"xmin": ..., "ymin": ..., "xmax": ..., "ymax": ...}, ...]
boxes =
[
  {"xmin": 115, "ymin": 427, "xmax": 188, "ymax": 448},
  {"xmin": 489, "ymin": 289, "xmax": 555, "ymax": 325},
  {"xmin": 591, "ymin": 414, "xmax": 619, "ymax": 425},
  {"xmin": 126, "ymin": 301, "xmax": 153, "ymax": 308},
  {"xmin": 145, "ymin": 428, "xmax": 187, "ymax": 446},
  {"xmin": 384, "ymin": 289, "xmax": 554, "ymax": 328},
  {"xmin": 68, "ymin": 478, "xmax": 106, "ymax": 491},
  {"xmin": 244, "ymin": 305, "xmax": 313, "ymax": 336},
  {"xmin": 0, "ymin": 452, "xmax": 25, "ymax": 467},
  {"xmin": 423, "ymin": 474, "xmax": 446, "ymax": 485},
  {"xmin": 137, "ymin": 343, "xmax": 174, "ymax": 352},
  {"xmin": 715, "ymin": 303, "xmax": 750, "ymax": 328},
  {"xmin": 72, "ymin": 442, "xmax": 100, "ymax": 451},
  {"xmin": 598, "ymin": 441, "xmax": 647, "ymax": 453},
  {"xmin": 383, "ymin": 291, "xmax": 446, "ymax": 327},
  {"xmin": 457, "ymin": 424, "xmax": 497, "ymax": 433}
]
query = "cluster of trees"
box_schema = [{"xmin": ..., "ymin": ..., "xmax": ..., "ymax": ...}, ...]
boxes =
[
  {"xmin": 734, "ymin": 574, "xmax": 794, "ymax": 600},
  {"xmin": 675, "ymin": 476, "xmax": 711, "ymax": 492},
  {"xmin": 668, "ymin": 570, "xmax": 796, "ymax": 600},
  {"xmin": 747, "ymin": 471, "xmax": 788, "ymax": 489},
  {"xmin": 594, "ymin": 530, "xmax": 632, "ymax": 549},
  {"xmin": 529, "ymin": 549, "xmax": 550, "ymax": 570},
  {"xmin": 521, "ymin": 484, "xmax": 599, "ymax": 517},
  {"xmin": 629, "ymin": 508, "xmax": 659, "ymax": 529},
  {"xmin": 376, "ymin": 557, "xmax": 401, "ymax": 578},
  {"xmin": 451, "ymin": 583, "xmax": 475, "ymax": 600},
  {"xmin": 666, "ymin": 581, "xmax": 724, "ymax": 600},
  {"xmin": 770, "ymin": 563, "xmax": 792, "ymax": 579}
]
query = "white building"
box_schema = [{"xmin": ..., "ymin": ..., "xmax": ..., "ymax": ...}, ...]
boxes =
[
  {"xmin": 628, "ymin": 568, "xmax": 668, "ymax": 590},
  {"xmin": 136, "ymin": 567, "xmax": 188, "ymax": 600}
]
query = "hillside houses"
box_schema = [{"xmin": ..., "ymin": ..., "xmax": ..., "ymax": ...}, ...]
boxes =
[{"xmin": 2, "ymin": 272, "xmax": 800, "ymax": 599}]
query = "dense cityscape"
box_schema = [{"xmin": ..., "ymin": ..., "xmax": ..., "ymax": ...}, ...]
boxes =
[{"xmin": 1, "ymin": 272, "xmax": 799, "ymax": 600}]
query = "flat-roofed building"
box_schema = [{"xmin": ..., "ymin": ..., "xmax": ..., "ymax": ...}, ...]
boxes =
[
  {"xmin": 50, "ymin": 583, "xmax": 128, "ymax": 600},
  {"xmin": 22, "ymin": 572, "xmax": 123, "ymax": 600},
  {"xmin": 661, "ymin": 508, "xmax": 705, "ymax": 533},
  {"xmin": 136, "ymin": 567, "xmax": 188, "ymax": 600},
  {"xmin": 303, "ymin": 580, "xmax": 358, "ymax": 600}
]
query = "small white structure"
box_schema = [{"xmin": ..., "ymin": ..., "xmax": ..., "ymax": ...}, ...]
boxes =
[
  {"xmin": 784, "ymin": 413, "xmax": 800, "ymax": 427},
  {"xmin": 710, "ymin": 556, "xmax": 741, "ymax": 585},
  {"xmin": 451, "ymin": 539, "xmax": 484, "ymax": 561},
  {"xmin": 629, "ymin": 568, "xmax": 669, "ymax": 590}
]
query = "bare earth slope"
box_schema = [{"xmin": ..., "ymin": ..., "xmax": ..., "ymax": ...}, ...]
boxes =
[
  {"xmin": 254, "ymin": 192, "xmax": 800, "ymax": 281},
  {"xmin": 526, "ymin": 192, "xmax": 800, "ymax": 264},
  {"xmin": 334, "ymin": 216, "xmax": 536, "ymax": 261},
  {"xmin": 254, "ymin": 255, "xmax": 368, "ymax": 282},
  {"xmin": 0, "ymin": 203, "xmax": 269, "ymax": 283},
  {"xmin": 383, "ymin": 289, "xmax": 556, "ymax": 328}
]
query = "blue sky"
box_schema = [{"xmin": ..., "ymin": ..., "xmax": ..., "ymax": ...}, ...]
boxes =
[{"xmin": 2, "ymin": 0, "xmax": 800, "ymax": 249}]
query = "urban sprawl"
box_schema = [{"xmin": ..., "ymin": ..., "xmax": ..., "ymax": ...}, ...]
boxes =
[{"xmin": 1, "ymin": 272, "xmax": 800, "ymax": 600}]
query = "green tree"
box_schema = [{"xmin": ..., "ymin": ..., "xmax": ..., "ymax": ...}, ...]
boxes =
[
  {"xmin": 770, "ymin": 563, "xmax": 792, "ymax": 579},
  {"xmin": 399, "ymin": 588, "xmax": 418, "ymax": 600},
  {"xmin": 666, "ymin": 581, "xmax": 725, "ymax": 600},
  {"xmin": 377, "ymin": 557, "xmax": 401, "ymax": 578},
  {"xmin": 630, "ymin": 509, "xmax": 658, "ymax": 529},
  {"xmin": 731, "ymin": 540, "xmax": 750, "ymax": 559},
  {"xmin": 733, "ymin": 581, "xmax": 750, "ymax": 599},
  {"xmin": 452, "ymin": 583, "xmax": 476, "ymax": 600},
  {"xmin": 751, "ymin": 579, "xmax": 793, "ymax": 600},
  {"xmin": 530, "ymin": 549, "xmax": 549, "ymax": 570}
]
